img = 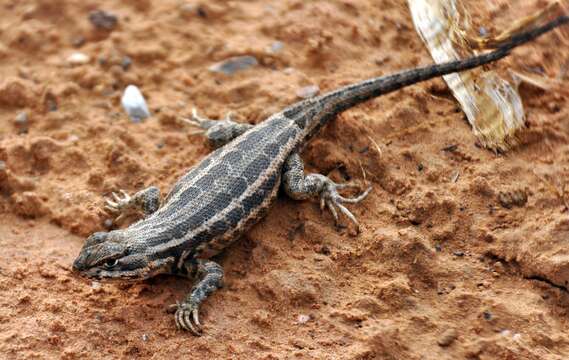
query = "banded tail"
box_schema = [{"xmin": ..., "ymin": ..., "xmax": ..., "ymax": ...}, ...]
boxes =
[{"xmin": 304, "ymin": 15, "xmax": 568, "ymax": 126}]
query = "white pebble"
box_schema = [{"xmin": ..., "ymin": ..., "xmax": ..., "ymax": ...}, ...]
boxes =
[
  {"xmin": 121, "ymin": 85, "xmax": 150, "ymax": 122},
  {"xmin": 269, "ymin": 41, "xmax": 284, "ymax": 54},
  {"xmin": 67, "ymin": 52, "xmax": 90, "ymax": 66},
  {"xmin": 91, "ymin": 281, "xmax": 101, "ymax": 290},
  {"xmin": 297, "ymin": 314, "xmax": 310, "ymax": 324}
]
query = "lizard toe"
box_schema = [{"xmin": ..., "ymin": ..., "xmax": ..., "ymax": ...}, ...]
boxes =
[
  {"xmin": 320, "ymin": 181, "xmax": 371, "ymax": 231},
  {"xmin": 174, "ymin": 303, "xmax": 203, "ymax": 336}
]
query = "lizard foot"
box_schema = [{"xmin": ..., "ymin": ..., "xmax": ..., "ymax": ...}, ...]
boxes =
[
  {"xmin": 180, "ymin": 108, "xmax": 234, "ymax": 131},
  {"xmin": 319, "ymin": 179, "xmax": 372, "ymax": 232},
  {"xmin": 173, "ymin": 301, "xmax": 203, "ymax": 336},
  {"xmin": 180, "ymin": 108, "xmax": 250, "ymax": 148},
  {"xmin": 104, "ymin": 190, "xmax": 133, "ymax": 215}
]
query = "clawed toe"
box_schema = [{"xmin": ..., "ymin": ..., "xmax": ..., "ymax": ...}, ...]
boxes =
[
  {"xmin": 174, "ymin": 302, "xmax": 203, "ymax": 336},
  {"xmin": 180, "ymin": 108, "xmax": 212, "ymax": 129},
  {"xmin": 104, "ymin": 190, "xmax": 133, "ymax": 218},
  {"xmin": 321, "ymin": 182, "xmax": 371, "ymax": 231}
]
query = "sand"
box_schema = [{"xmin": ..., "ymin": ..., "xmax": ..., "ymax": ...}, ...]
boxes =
[{"xmin": 1, "ymin": 0, "xmax": 569, "ymax": 359}]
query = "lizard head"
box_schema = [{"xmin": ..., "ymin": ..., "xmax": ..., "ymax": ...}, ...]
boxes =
[{"xmin": 72, "ymin": 230, "xmax": 173, "ymax": 281}]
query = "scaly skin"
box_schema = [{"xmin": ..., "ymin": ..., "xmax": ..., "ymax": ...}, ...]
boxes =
[{"xmin": 73, "ymin": 16, "xmax": 569, "ymax": 335}]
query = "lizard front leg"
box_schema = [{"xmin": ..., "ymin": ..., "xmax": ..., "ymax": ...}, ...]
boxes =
[
  {"xmin": 282, "ymin": 153, "xmax": 371, "ymax": 231},
  {"xmin": 105, "ymin": 186, "xmax": 161, "ymax": 221},
  {"xmin": 174, "ymin": 258, "xmax": 224, "ymax": 335},
  {"xmin": 182, "ymin": 108, "xmax": 253, "ymax": 148}
]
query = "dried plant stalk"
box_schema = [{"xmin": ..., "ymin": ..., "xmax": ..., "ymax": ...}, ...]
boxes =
[{"xmin": 407, "ymin": 0, "xmax": 567, "ymax": 151}]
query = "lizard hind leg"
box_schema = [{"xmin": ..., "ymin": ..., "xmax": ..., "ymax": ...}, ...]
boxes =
[
  {"xmin": 174, "ymin": 259, "xmax": 224, "ymax": 335},
  {"xmin": 282, "ymin": 153, "xmax": 371, "ymax": 231},
  {"xmin": 105, "ymin": 186, "xmax": 161, "ymax": 222},
  {"xmin": 181, "ymin": 108, "xmax": 253, "ymax": 148}
]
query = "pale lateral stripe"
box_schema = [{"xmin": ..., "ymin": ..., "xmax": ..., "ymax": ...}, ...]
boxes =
[
  {"xmin": 147, "ymin": 121, "xmax": 302, "ymax": 256},
  {"xmin": 125, "ymin": 115, "xmax": 281, "ymax": 233}
]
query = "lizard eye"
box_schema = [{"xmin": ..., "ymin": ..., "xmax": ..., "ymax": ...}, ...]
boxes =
[{"xmin": 104, "ymin": 259, "xmax": 118, "ymax": 269}]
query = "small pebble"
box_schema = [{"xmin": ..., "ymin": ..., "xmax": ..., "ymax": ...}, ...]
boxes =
[
  {"xmin": 209, "ymin": 56, "xmax": 258, "ymax": 75},
  {"xmin": 15, "ymin": 111, "xmax": 28, "ymax": 130},
  {"xmin": 103, "ymin": 219, "xmax": 113, "ymax": 228},
  {"xmin": 141, "ymin": 334, "xmax": 149, "ymax": 342},
  {"xmin": 483, "ymin": 311, "xmax": 492, "ymax": 320},
  {"xmin": 437, "ymin": 328, "xmax": 458, "ymax": 347},
  {"xmin": 91, "ymin": 281, "xmax": 101, "ymax": 290},
  {"xmin": 121, "ymin": 85, "xmax": 151, "ymax": 122},
  {"xmin": 89, "ymin": 10, "xmax": 118, "ymax": 31},
  {"xmin": 121, "ymin": 56, "xmax": 132, "ymax": 71},
  {"xmin": 72, "ymin": 36, "xmax": 86, "ymax": 48},
  {"xmin": 179, "ymin": 4, "xmax": 196, "ymax": 17},
  {"xmin": 67, "ymin": 134, "xmax": 80, "ymax": 143},
  {"xmin": 0, "ymin": 161, "xmax": 5, "ymax": 171},
  {"xmin": 297, "ymin": 314, "xmax": 310, "ymax": 324},
  {"xmin": 296, "ymin": 85, "xmax": 320, "ymax": 99},
  {"xmin": 512, "ymin": 333, "xmax": 522, "ymax": 342},
  {"xmin": 269, "ymin": 41, "xmax": 284, "ymax": 54},
  {"xmin": 67, "ymin": 52, "xmax": 90, "ymax": 66},
  {"xmin": 283, "ymin": 67, "xmax": 295, "ymax": 75}
]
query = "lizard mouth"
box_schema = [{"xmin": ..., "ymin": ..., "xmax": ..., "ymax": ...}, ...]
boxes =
[{"xmin": 72, "ymin": 267, "xmax": 145, "ymax": 281}]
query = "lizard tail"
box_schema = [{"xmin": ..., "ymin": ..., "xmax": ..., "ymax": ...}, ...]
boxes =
[{"xmin": 318, "ymin": 15, "xmax": 569, "ymax": 114}]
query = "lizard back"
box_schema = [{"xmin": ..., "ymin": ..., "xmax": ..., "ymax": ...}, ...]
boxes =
[{"xmin": 122, "ymin": 115, "xmax": 302, "ymax": 264}]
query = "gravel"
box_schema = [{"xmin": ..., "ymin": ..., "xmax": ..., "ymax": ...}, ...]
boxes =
[{"xmin": 209, "ymin": 56, "xmax": 258, "ymax": 75}]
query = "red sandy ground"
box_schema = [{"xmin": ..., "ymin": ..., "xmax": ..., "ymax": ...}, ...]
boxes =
[{"xmin": 1, "ymin": 0, "xmax": 569, "ymax": 359}]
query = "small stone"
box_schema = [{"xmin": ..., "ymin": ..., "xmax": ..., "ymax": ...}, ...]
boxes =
[
  {"xmin": 296, "ymin": 85, "xmax": 320, "ymax": 99},
  {"xmin": 141, "ymin": 334, "xmax": 149, "ymax": 342},
  {"xmin": 269, "ymin": 41, "xmax": 284, "ymax": 54},
  {"xmin": 91, "ymin": 281, "xmax": 101, "ymax": 290},
  {"xmin": 179, "ymin": 4, "xmax": 196, "ymax": 17},
  {"xmin": 71, "ymin": 36, "xmax": 86, "ymax": 48},
  {"xmin": 89, "ymin": 10, "xmax": 118, "ymax": 31},
  {"xmin": 67, "ymin": 52, "xmax": 90, "ymax": 66},
  {"xmin": 67, "ymin": 134, "xmax": 80, "ymax": 143},
  {"xmin": 15, "ymin": 111, "xmax": 29, "ymax": 131},
  {"xmin": 0, "ymin": 161, "xmax": 5, "ymax": 171},
  {"xmin": 297, "ymin": 314, "xmax": 310, "ymax": 324},
  {"xmin": 208, "ymin": 56, "xmax": 258, "ymax": 75},
  {"xmin": 121, "ymin": 56, "xmax": 132, "ymax": 71},
  {"xmin": 121, "ymin": 85, "xmax": 150, "ymax": 122},
  {"xmin": 283, "ymin": 67, "xmax": 295, "ymax": 75},
  {"xmin": 483, "ymin": 311, "xmax": 492, "ymax": 320},
  {"xmin": 103, "ymin": 219, "xmax": 113, "ymax": 228},
  {"xmin": 437, "ymin": 328, "xmax": 458, "ymax": 347},
  {"xmin": 512, "ymin": 333, "xmax": 522, "ymax": 342}
]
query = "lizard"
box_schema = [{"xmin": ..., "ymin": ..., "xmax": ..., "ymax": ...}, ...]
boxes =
[{"xmin": 73, "ymin": 15, "xmax": 569, "ymax": 335}]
